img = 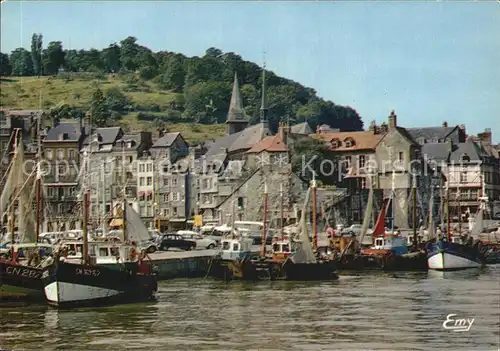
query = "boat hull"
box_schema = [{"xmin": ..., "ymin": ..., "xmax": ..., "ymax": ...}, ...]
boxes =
[
  {"xmin": 337, "ymin": 251, "xmax": 428, "ymax": 271},
  {"xmin": 427, "ymin": 241, "xmax": 484, "ymax": 271},
  {"xmin": 42, "ymin": 261, "xmax": 157, "ymax": 307},
  {"xmin": 281, "ymin": 260, "xmax": 339, "ymax": 281},
  {"xmin": 0, "ymin": 260, "xmax": 45, "ymax": 300}
]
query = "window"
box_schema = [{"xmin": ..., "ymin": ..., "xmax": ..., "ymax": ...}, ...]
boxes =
[
  {"xmin": 140, "ymin": 206, "xmax": 145, "ymax": 216},
  {"xmin": 139, "ymin": 164, "xmax": 145, "ymax": 172},
  {"xmin": 172, "ymin": 179, "xmax": 178, "ymax": 187},
  {"xmin": 139, "ymin": 177, "xmax": 145, "ymax": 186},
  {"xmin": 360, "ymin": 178, "xmax": 367, "ymax": 189},
  {"xmin": 164, "ymin": 193, "xmax": 170, "ymax": 202},
  {"xmin": 173, "ymin": 207, "xmax": 178, "ymax": 216},
  {"xmin": 147, "ymin": 164, "xmax": 153, "ymax": 172},
  {"xmin": 147, "ymin": 177, "xmax": 152, "ymax": 186},
  {"xmin": 127, "ymin": 156, "xmax": 133, "ymax": 163},
  {"xmin": 359, "ymin": 155, "xmax": 365, "ymax": 168},
  {"xmin": 57, "ymin": 149, "xmax": 64, "ymax": 160},
  {"xmin": 398, "ymin": 152, "xmax": 404, "ymax": 162},
  {"xmin": 345, "ymin": 140, "xmax": 352, "ymax": 148},
  {"xmin": 69, "ymin": 150, "xmax": 75, "ymax": 159},
  {"xmin": 173, "ymin": 192, "xmax": 179, "ymax": 201},
  {"xmin": 46, "ymin": 150, "xmax": 53, "ymax": 160},
  {"xmin": 345, "ymin": 156, "xmax": 352, "ymax": 167},
  {"xmin": 460, "ymin": 171, "xmax": 468, "ymax": 183},
  {"xmin": 237, "ymin": 197, "xmax": 244, "ymax": 208},
  {"xmin": 146, "ymin": 193, "xmax": 152, "ymax": 201}
]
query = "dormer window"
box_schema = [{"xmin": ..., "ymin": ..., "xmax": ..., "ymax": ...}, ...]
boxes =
[
  {"xmin": 344, "ymin": 137, "xmax": 355, "ymax": 148},
  {"xmin": 330, "ymin": 139, "xmax": 340, "ymax": 149},
  {"xmin": 461, "ymin": 153, "xmax": 471, "ymax": 162},
  {"xmin": 417, "ymin": 137, "xmax": 425, "ymax": 145}
]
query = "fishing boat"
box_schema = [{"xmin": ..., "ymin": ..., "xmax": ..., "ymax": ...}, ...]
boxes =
[
  {"xmin": 338, "ymin": 173, "xmax": 427, "ymax": 271},
  {"xmin": 207, "ymin": 199, "xmax": 255, "ymax": 280},
  {"xmin": 426, "ymin": 173, "xmax": 485, "ymax": 271},
  {"xmin": 228, "ymin": 177, "xmax": 338, "ymax": 281},
  {"xmin": 0, "ymin": 130, "xmax": 51, "ymax": 300},
  {"xmin": 42, "ymin": 153, "xmax": 157, "ymax": 307}
]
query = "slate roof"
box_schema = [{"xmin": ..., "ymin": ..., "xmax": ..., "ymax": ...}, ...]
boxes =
[
  {"xmin": 247, "ymin": 134, "xmax": 288, "ymax": 153},
  {"xmin": 421, "ymin": 143, "xmax": 451, "ymax": 162},
  {"xmin": 406, "ymin": 126, "xmax": 457, "ymax": 143},
  {"xmin": 152, "ymin": 132, "xmax": 182, "ymax": 148},
  {"xmin": 449, "ymin": 140, "xmax": 485, "ymax": 164},
  {"xmin": 314, "ymin": 131, "xmax": 386, "ymax": 151},
  {"xmin": 291, "ymin": 122, "xmax": 313, "ymax": 135},
  {"xmin": 113, "ymin": 133, "xmax": 143, "ymax": 151},
  {"xmin": 44, "ymin": 123, "xmax": 83, "ymax": 142},
  {"xmin": 82, "ymin": 127, "xmax": 122, "ymax": 146},
  {"xmin": 205, "ymin": 122, "xmax": 271, "ymax": 156}
]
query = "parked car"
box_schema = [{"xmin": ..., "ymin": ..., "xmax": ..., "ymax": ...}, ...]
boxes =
[
  {"xmin": 157, "ymin": 233, "xmax": 197, "ymax": 251},
  {"xmin": 177, "ymin": 231, "xmax": 217, "ymax": 249},
  {"xmin": 140, "ymin": 239, "xmax": 158, "ymax": 253}
]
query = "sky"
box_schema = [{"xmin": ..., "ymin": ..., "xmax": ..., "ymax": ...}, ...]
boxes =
[{"xmin": 1, "ymin": 1, "xmax": 499, "ymax": 142}]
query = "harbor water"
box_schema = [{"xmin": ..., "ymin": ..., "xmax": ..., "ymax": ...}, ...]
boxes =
[{"xmin": 1, "ymin": 266, "xmax": 499, "ymax": 350}]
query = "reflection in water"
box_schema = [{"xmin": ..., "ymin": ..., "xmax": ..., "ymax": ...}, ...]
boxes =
[{"xmin": 0, "ymin": 266, "xmax": 499, "ymax": 350}]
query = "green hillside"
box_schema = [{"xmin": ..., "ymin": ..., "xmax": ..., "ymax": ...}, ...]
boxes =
[{"xmin": 0, "ymin": 35, "xmax": 365, "ymax": 143}]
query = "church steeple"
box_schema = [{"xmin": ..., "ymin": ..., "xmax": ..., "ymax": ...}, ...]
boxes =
[
  {"xmin": 226, "ymin": 72, "xmax": 248, "ymax": 135},
  {"xmin": 260, "ymin": 62, "xmax": 268, "ymax": 123}
]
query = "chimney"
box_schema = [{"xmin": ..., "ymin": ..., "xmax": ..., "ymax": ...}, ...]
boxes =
[
  {"xmin": 278, "ymin": 121, "xmax": 290, "ymax": 145},
  {"xmin": 442, "ymin": 121, "xmax": 448, "ymax": 128},
  {"xmin": 388, "ymin": 110, "xmax": 397, "ymax": 131},
  {"xmin": 478, "ymin": 128, "xmax": 492, "ymax": 147}
]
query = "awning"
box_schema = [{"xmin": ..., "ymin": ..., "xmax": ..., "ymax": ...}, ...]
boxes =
[{"xmin": 109, "ymin": 218, "xmax": 123, "ymax": 227}]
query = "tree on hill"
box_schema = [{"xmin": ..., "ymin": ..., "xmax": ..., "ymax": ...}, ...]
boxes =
[
  {"xmin": 160, "ymin": 54, "xmax": 185, "ymax": 92},
  {"xmin": 101, "ymin": 43, "xmax": 121, "ymax": 73},
  {"xmin": 104, "ymin": 86, "xmax": 130, "ymax": 112},
  {"xmin": 3, "ymin": 35, "xmax": 364, "ymax": 133},
  {"xmin": 31, "ymin": 33, "xmax": 43, "ymax": 76},
  {"xmin": 120, "ymin": 36, "xmax": 140, "ymax": 72},
  {"xmin": 42, "ymin": 41, "xmax": 65, "ymax": 75},
  {"xmin": 89, "ymin": 87, "xmax": 111, "ymax": 127},
  {"xmin": 10, "ymin": 48, "xmax": 34, "ymax": 76},
  {"xmin": 0, "ymin": 53, "xmax": 12, "ymax": 76}
]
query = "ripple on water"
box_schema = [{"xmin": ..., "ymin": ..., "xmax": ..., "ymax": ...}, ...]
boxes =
[{"xmin": 1, "ymin": 268, "xmax": 499, "ymax": 350}]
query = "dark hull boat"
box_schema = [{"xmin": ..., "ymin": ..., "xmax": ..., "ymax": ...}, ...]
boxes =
[
  {"xmin": 427, "ymin": 240, "xmax": 485, "ymax": 271},
  {"xmin": 0, "ymin": 259, "xmax": 45, "ymax": 300},
  {"xmin": 336, "ymin": 251, "xmax": 428, "ymax": 271},
  {"xmin": 42, "ymin": 261, "xmax": 157, "ymax": 308},
  {"xmin": 219, "ymin": 257, "xmax": 339, "ymax": 281}
]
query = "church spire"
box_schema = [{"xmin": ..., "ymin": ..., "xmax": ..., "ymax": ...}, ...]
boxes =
[
  {"xmin": 260, "ymin": 61, "xmax": 268, "ymax": 123},
  {"xmin": 226, "ymin": 72, "xmax": 247, "ymax": 135}
]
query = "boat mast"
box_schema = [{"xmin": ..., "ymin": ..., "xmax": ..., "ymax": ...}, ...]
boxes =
[
  {"xmin": 280, "ymin": 183, "xmax": 284, "ymax": 240},
  {"xmin": 35, "ymin": 90, "xmax": 43, "ymax": 243},
  {"xmin": 230, "ymin": 199, "xmax": 236, "ymax": 238},
  {"xmin": 446, "ymin": 169, "xmax": 451, "ymax": 241},
  {"xmin": 312, "ymin": 173, "xmax": 318, "ymax": 249},
  {"xmin": 412, "ymin": 173, "xmax": 417, "ymax": 249},
  {"xmin": 457, "ymin": 184, "xmax": 462, "ymax": 236},
  {"xmin": 391, "ymin": 170, "xmax": 396, "ymax": 233},
  {"xmin": 101, "ymin": 161, "xmax": 107, "ymax": 235},
  {"xmin": 121, "ymin": 140, "xmax": 128, "ymax": 241},
  {"xmin": 10, "ymin": 129, "xmax": 20, "ymax": 249},
  {"xmin": 260, "ymin": 182, "xmax": 268, "ymax": 256},
  {"xmin": 82, "ymin": 152, "xmax": 89, "ymax": 265}
]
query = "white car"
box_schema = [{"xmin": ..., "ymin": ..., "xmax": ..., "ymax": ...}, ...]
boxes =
[{"xmin": 177, "ymin": 230, "xmax": 217, "ymax": 249}]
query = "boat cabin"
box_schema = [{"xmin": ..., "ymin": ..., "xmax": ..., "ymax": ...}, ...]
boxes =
[
  {"xmin": 372, "ymin": 235, "xmax": 408, "ymax": 255},
  {"xmin": 60, "ymin": 240, "xmax": 139, "ymax": 264},
  {"xmin": 271, "ymin": 236, "xmax": 292, "ymax": 261},
  {"xmin": 220, "ymin": 237, "xmax": 253, "ymax": 260}
]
